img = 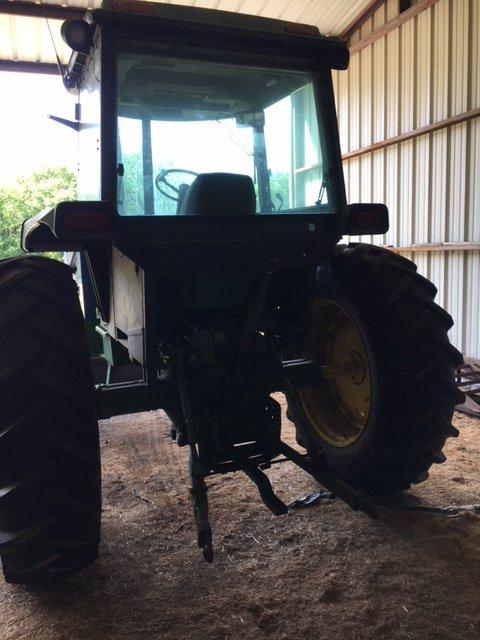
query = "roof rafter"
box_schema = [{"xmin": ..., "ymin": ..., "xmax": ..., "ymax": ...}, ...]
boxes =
[
  {"xmin": 339, "ymin": 0, "xmax": 387, "ymax": 41},
  {"xmin": 0, "ymin": 58, "xmax": 60, "ymax": 74},
  {"xmin": 0, "ymin": 0, "xmax": 86, "ymax": 20}
]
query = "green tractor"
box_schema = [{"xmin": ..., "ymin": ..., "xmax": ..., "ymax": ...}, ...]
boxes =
[{"xmin": 0, "ymin": 1, "xmax": 463, "ymax": 583}]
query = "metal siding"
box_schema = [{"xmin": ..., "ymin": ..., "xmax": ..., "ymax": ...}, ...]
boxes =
[{"xmin": 335, "ymin": 0, "xmax": 480, "ymax": 358}]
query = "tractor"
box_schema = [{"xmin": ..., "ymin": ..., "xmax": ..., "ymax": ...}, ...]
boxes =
[{"xmin": 0, "ymin": 0, "xmax": 463, "ymax": 583}]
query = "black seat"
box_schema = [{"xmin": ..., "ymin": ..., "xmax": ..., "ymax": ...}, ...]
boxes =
[{"xmin": 180, "ymin": 172, "xmax": 256, "ymax": 215}]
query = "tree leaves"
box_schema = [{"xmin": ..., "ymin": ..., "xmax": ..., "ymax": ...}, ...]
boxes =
[{"xmin": 0, "ymin": 167, "xmax": 76, "ymax": 260}]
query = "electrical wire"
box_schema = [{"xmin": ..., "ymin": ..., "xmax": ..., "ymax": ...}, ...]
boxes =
[
  {"xmin": 40, "ymin": 0, "xmax": 65, "ymax": 79},
  {"xmin": 215, "ymin": 119, "xmax": 253, "ymax": 157}
]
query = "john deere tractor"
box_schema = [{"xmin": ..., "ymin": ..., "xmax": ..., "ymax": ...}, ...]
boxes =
[{"xmin": 0, "ymin": 1, "xmax": 463, "ymax": 583}]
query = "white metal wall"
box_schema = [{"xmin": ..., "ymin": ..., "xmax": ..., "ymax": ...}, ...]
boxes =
[{"xmin": 332, "ymin": 0, "xmax": 480, "ymax": 358}]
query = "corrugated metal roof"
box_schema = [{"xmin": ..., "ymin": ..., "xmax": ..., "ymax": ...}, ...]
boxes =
[{"xmin": 0, "ymin": 0, "xmax": 373, "ymax": 66}]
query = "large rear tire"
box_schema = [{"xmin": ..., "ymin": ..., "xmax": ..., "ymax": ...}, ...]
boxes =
[
  {"xmin": 287, "ymin": 243, "xmax": 464, "ymax": 495},
  {"xmin": 0, "ymin": 256, "xmax": 101, "ymax": 583}
]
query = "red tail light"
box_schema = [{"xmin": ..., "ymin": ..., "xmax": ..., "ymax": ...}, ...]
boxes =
[
  {"xmin": 345, "ymin": 204, "xmax": 389, "ymax": 235},
  {"xmin": 352, "ymin": 210, "xmax": 384, "ymax": 228},
  {"xmin": 63, "ymin": 210, "xmax": 110, "ymax": 232}
]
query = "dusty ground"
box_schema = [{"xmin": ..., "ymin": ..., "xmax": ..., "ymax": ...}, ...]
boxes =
[{"xmin": 1, "ymin": 398, "xmax": 479, "ymax": 640}]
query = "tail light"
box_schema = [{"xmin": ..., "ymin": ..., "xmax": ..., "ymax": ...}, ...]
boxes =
[
  {"xmin": 54, "ymin": 201, "xmax": 115, "ymax": 237},
  {"xmin": 63, "ymin": 210, "xmax": 110, "ymax": 232},
  {"xmin": 345, "ymin": 203, "xmax": 389, "ymax": 235}
]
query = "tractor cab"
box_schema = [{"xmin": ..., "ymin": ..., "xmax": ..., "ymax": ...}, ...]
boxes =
[
  {"xmin": 23, "ymin": 0, "xmax": 356, "ymax": 261},
  {"xmin": 81, "ymin": 1, "xmax": 348, "ymax": 216}
]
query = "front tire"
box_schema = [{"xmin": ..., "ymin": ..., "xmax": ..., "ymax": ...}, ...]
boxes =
[
  {"xmin": 287, "ymin": 243, "xmax": 464, "ymax": 495},
  {"xmin": 0, "ymin": 256, "xmax": 101, "ymax": 583}
]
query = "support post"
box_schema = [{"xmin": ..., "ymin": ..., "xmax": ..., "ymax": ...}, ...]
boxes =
[{"xmin": 142, "ymin": 118, "xmax": 155, "ymax": 215}]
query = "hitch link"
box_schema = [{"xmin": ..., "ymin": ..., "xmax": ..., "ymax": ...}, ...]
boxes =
[
  {"xmin": 189, "ymin": 450, "xmax": 213, "ymax": 563},
  {"xmin": 176, "ymin": 351, "xmax": 214, "ymax": 562},
  {"xmin": 243, "ymin": 464, "xmax": 288, "ymax": 516}
]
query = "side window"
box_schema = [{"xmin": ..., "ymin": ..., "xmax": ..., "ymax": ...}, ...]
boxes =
[{"xmin": 291, "ymin": 84, "xmax": 324, "ymax": 208}]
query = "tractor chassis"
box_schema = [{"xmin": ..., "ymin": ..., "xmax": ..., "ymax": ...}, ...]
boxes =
[{"xmin": 96, "ymin": 355, "xmax": 377, "ymax": 561}]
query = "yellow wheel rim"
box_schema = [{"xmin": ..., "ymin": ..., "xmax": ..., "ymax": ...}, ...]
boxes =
[{"xmin": 298, "ymin": 299, "xmax": 372, "ymax": 447}]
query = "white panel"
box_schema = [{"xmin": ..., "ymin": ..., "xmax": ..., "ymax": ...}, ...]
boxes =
[
  {"xmin": 448, "ymin": 122, "xmax": 467, "ymax": 242},
  {"xmin": 398, "ymin": 141, "xmax": 413, "ymax": 246},
  {"xmin": 372, "ymin": 148, "xmax": 386, "ymax": 245},
  {"xmin": 429, "ymin": 128, "xmax": 448, "ymax": 243},
  {"xmin": 468, "ymin": 119, "xmax": 480, "ymax": 241},
  {"xmin": 430, "ymin": 253, "xmax": 447, "ymax": 312},
  {"xmin": 384, "ymin": 146, "xmax": 399, "ymax": 247},
  {"xmin": 415, "ymin": 9, "xmax": 431, "ymax": 128},
  {"xmin": 399, "ymin": 18, "xmax": 414, "ymax": 135},
  {"xmin": 413, "ymin": 7, "xmax": 431, "ymax": 245},
  {"xmin": 360, "ymin": 45, "xmax": 372, "ymax": 147},
  {"xmin": 432, "ymin": 0, "xmax": 450, "ymax": 121},
  {"xmin": 414, "ymin": 253, "xmax": 429, "ymax": 280},
  {"xmin": 447, "ymin": 252, "xmax": 466, "ymax": 350},
  {"xmin": 386, "ymin": 0, "xmax": 398, "ymax": 20},
  {"xmin": 473, "ymin": 0, "xmax": 480, "ymax": 108},
  {"xmin": 465, "ymin": 252, "xmax": 480, "ymax": 357},
  {"xmin": 399, "ymin": 17, "xmax": 414, "ymax": 247},
  {"xmin": 349, "ymin": 53, "xmax": 360, "ymax": 152},
  {"xmin": 359, "ymin": 15, "xmax": 374, "ymax": 38},
  {"xmin": 337, "ymin": 69, "xmax": 350, "ymax": 153},
  {"xmin": 372, "ymin": 31, "xmax": 385, "ymax": 144},
  {"xmin": 349, "ymin": 29, "xmax": 361, "ymax": 46},
  {"xmin": 385, "ymin": 17, "xmax": 399, "ymax": 138},
  {"xmin": 414, "ymin": 135, "xmax": 430, "ymax": 244},
  {"xmin": 348, "ymin": 157, "xmax": 361, "ymax": 203},
  {"xmin": 451, "ymin": 0, "xmax": 470, "ymax": 115}
]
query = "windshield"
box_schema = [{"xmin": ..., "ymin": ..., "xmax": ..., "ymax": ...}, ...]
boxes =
[{"xmin": 116, "ymin": 51, "xmax": 328, "ymax": 215}]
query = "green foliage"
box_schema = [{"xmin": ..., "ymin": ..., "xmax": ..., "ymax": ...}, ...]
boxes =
[
  {"xmin": 120, "ymin": 153, "xmax": 190, "ymax": 215},
  {"xmin": 120, "ymin": 153, "xmax": 144, "ymax": 214},
  {"xmin": 0, "ymin": 167, "xmax": 76, "ymax": 260},
  {"xmin": 269, "ymin": 172, "xmax": 290, "ymax": 211}
]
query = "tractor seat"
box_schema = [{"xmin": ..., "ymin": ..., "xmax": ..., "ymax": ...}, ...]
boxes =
[{"xmin": 180, "ymin": 172, "xmax": 256, "ymax": 215}]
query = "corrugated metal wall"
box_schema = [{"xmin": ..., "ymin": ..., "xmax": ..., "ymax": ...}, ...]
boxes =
[{"xmin": 332, "ymin": 0, "xmax": 480, "ymax": 358}]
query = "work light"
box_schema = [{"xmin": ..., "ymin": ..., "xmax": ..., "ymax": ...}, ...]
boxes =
[{"xmin": 61, "ymin": 20, "xmax": 94, "ymax": 53}]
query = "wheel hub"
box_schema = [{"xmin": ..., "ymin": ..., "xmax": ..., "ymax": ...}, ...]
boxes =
[{"xmin": 299, "ymin": 299, "xmax": 372, "ymax": 447}]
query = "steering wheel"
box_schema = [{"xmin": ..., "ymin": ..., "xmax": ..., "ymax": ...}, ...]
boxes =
[{"xmin": 154, "ymin": 168, "xmax": 199, "ymax": 202}]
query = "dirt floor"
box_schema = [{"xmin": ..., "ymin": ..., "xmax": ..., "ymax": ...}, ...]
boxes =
[{"xmin": 1, "ymin": 397, "xmax": 479, "ymax": 640}]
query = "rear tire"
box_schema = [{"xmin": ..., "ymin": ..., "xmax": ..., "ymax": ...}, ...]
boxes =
[
  {"xmin": 0, "ymin": 256, "xmax": 101, "ymax": 583},
  {"xmin": 287, "ymin": 243, "xmax": 464, "ymax": 496}
]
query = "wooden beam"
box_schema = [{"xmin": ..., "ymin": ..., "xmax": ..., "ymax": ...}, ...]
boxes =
[
  {"xmin": 339, "ymin": 0, "xmax": 387, "ymax": 42},
  {"xmin": 342, "ymin": 107, "xmax": 480, "ymax": 160},
  {"xmin": 383, "ymin": 243, "xmax": 480, "ymax": 254},
  {"xmin": 0, "ymin": 1, "xmax": 85, "ymax": 20},
  {"xmin": 0, "ymin": 59, "xmax": 60, "ymax": 75},
  {"xmin": 350, "ymin": 0, "xmax": 439, "ymax": 55}
]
